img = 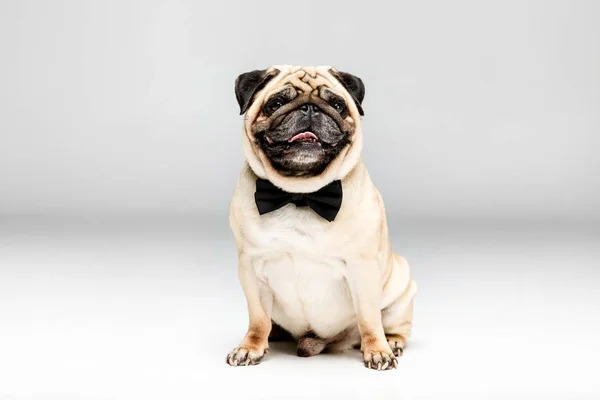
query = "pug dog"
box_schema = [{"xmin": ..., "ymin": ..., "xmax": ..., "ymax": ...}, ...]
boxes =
[{"xmin": 226, "ymin": 65, "xmax": 417, "ymax": 371}]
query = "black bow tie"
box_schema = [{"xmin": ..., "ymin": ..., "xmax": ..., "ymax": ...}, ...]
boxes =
[{"xmin": 254, "ymin": 178, "xmax": 343, "ymax": 222}]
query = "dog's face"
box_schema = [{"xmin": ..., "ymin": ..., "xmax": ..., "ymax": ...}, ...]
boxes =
[
  {"xmin": 235, "ymin": 66, "xmax": 365, "ymax": 179},
  {"xmin": 253, "ymin": 84, "xmax": 353, "ymax": 177}
]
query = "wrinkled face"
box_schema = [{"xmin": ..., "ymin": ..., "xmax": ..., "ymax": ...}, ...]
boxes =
[
  {"xmin": 235, "ymin": 67, "xmax": 365, "ymax": 178},
  {"xmin": 254, "ymin": 85, "xmax": 353, "ymax": 176}
]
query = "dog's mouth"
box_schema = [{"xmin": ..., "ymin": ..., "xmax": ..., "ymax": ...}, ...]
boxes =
[
  {"xmin": 256, "ymin": 119, "xmax": 350, "ymax": 177},
  {"xmin": 263, "ymin": 131, "xmax": 339, "ymax": 148},
  {"xmin": 288, "ymin": 131, "xmax": 319, "ymax": 143}
]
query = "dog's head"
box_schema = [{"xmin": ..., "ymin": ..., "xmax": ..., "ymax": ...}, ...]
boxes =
[{"xmin": 235, "ymin": 65, "xmax": 365, "ymax": 193}]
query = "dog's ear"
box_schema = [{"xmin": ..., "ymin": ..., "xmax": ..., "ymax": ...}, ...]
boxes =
[
  {"xmin": 235, "ymin": 68, "xmax": 280, "ymax": 115},
  {"xmin": 329, "ymin": 69, "xmax": 365, "ymax": 116}
]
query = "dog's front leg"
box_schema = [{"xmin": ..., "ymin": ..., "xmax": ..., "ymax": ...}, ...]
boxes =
[
  {"xmin": 346, "ymin": 258, "xmax": 397, "ymax": 371},
  {"xmin": 226, "ymin": 252, "xmax": 272, "ymax": 366}
]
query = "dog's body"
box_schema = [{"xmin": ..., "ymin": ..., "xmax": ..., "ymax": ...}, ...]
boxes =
[{"xmin": 227, "ymin": 66, "xmax": 417, "ymax": 370}]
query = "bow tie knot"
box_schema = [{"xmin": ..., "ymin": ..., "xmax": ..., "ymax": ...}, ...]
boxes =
[
  {"xmin": 291, "ymin": 193, "xmax": 304, "ymax": 202},
  {"xmin": 254, "ymin": 178, "xmax": 343, "ymax": 222}
]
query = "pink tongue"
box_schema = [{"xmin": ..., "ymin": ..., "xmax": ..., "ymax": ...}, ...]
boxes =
[{"xmin": 289, "ymin": 132, "xmax": 318, "ymax": 142}]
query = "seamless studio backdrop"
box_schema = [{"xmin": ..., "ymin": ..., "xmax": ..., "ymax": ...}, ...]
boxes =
[{"xmin": 0, "ymin": 1, "xmax": 599, "ymax": 400}]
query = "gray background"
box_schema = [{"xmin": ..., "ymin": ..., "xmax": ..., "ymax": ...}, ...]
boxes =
[
  {"xmin": 1, "ymin": 0, "xmax": 598, "ymax": 221},
  {"xmin": 1, "ymin": 1, "xmax": 599, "ymax": 400}
]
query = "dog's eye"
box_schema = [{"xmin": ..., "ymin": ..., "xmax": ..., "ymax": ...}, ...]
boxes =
[
  {"xmin": 333, "ymin": 102, "xmax": 346, "ymax": 113},
  {"xmin": 266, "ymin": 99, "xmax": 284, "ymax": 113}
]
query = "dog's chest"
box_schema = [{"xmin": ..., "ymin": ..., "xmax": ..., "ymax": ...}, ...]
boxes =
[
  {"xmin": 246, "ymin": 206, "xmax": 355, "ymax": 336},
  {"xmin": 249, "ymin": 205, "xmax": 339, "ymax": 254}
]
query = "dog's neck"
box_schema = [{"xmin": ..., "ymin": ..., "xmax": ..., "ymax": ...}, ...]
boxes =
[{"xmin": 246, "ymin": 158, "xmax": 363, "ymax": 194}]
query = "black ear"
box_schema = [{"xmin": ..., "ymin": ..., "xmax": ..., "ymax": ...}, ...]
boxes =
[
  {"xmin": 329, "ymin": 69, "xmax": 365, "ymax": 116},
  {"xmin": 234, "ymin": 68, "xmax": 280, "ymax": 115}
]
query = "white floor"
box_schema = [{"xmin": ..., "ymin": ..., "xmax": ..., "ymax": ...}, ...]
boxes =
[{"xmin": 0, "ymin": 216, "xmax": 598, "ymax": 400}]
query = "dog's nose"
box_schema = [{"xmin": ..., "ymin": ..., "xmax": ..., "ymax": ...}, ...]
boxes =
[{"xmin": 299, "ymin": 104, "xmax": 319, "ymax": 116}]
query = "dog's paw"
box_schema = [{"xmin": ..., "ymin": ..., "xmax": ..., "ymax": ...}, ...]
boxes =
[
  {"xmin": 226, "ymin": 345, "xmax": 268, "ymax": 367},
  {"xmin": 363, "ymin": 349, "xmax": 397, "ymax": 371},
  {"xmin": 386, "ymin": 335, "xmax": 406, "ymax": 357}
]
